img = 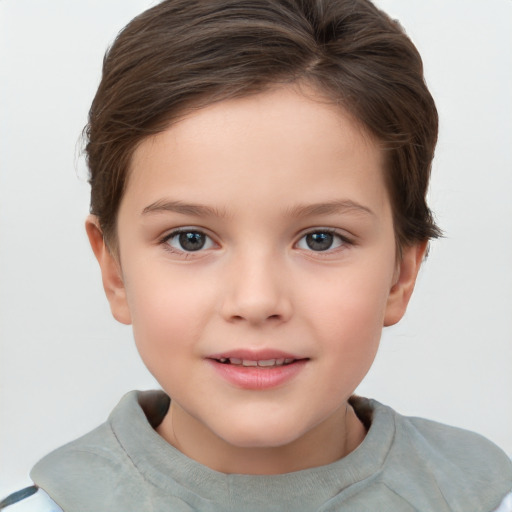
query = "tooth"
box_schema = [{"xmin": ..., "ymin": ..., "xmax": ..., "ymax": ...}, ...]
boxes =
[
  {"xmin": 276, "ymin": 358, "xmax": 285, "ymax": 365},
  {"xmin": 284, "ymin": 358, "xmax": 294, "ymax": 364},
  {"xmin": 219, "ymin": 357, "xmax": 228, "ymax": 363},
  {"xmin": 242, "ymin": 360, "xmax": 258, "ymax": 367},
  {"xmin": 258, "ymin": 359, "xmax": 276, "ymax": 367},
  {"xmin": 229, "ymin": 358, "xmax": 242, "ymax": 365}
]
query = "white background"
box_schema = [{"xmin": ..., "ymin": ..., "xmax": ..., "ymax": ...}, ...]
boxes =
[{"xmin": 1, "ymin": 0, "xmax": 511, "ymax": 496}]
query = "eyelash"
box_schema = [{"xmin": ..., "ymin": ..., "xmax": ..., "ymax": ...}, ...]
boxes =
[
  {"xmin": 296, "ymin": 228, "xmax": 352, "ymax": 254},
  {"xmin": 160, "ymin": 228, "xmax": 215, "ymax": 255},
  {"xmin": 159, "ymin": 228, "xmax": 353, "ymax": 256}
]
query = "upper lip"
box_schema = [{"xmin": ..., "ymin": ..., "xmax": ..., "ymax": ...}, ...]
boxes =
[{"xmin": 207, "ymin": 349, "xmax": 305, "ymax": 361}]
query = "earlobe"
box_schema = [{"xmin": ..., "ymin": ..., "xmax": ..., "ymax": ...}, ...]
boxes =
[
  {"xmin": 85, "ymin": 215, "xmax": 132, "ymax": 325},
  {"xmin": 383, "ymin": 241, "xmax": 428, "ymax": 327}
]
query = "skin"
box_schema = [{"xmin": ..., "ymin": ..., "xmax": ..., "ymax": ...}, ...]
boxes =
[{"xmin": 87, "ymin": 85, "xmax": 426, "ymax": 475}]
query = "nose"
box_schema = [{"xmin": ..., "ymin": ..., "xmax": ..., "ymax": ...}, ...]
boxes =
[{"xmin": 220, "ymin": 249, "xmax": 293, "ymax": 326}]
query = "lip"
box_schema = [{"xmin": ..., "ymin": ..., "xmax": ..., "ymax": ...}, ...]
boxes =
[
  {"xmin": 208, "ymin": 349, "xmax": 301, "ymax": 361},
  {"xmin": 206, "ymin": 349, "xmax": 308, "ymax": 390}
]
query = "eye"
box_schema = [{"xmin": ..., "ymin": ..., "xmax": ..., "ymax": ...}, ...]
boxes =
[
  {"xmin": 296, "ymin": 230, "xmax": 347, "ymax": 252},
  {"xmin": 164, "ymin": 229, "xmax": 215, "ymax": 252}
]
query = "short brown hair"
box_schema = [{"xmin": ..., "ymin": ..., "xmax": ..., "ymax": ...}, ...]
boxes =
[{"xmin": 86, "ymin": 0, "xmax": 441, "ymax": 249}]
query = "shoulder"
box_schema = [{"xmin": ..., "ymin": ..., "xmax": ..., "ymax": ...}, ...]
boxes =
[
  {"xmin": 400, "ymin": 408, "xmax": 512, "ymax": 480},
  {"xmin": 31, "ymin": 417, "xmax": 127, "ymax": 479},
  {"xmin": 495, "ymin": 492, "xmax": 512, "ymax": 512},
  {"xmin": 29, "ymin": 411, "xmax": 136, "ymax": 507},
  {"xmin": 31, "ymin": 391, "xmax": 151, "ymax": 484},
  {"xmin": 28, "ymin": 391, "xmax": 168, "ymax": 511},
  {"xmin": 370, "ymin": 399, "xmax": 512, "ymax": 511},
  {"xmin": 0, "ymin": 487, "xmax": 62, "ymax": 512}
]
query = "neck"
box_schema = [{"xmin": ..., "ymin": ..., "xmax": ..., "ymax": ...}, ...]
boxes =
[{"xmin": 156, "ymin": 401, "xmax": 366, "ymax": 475}]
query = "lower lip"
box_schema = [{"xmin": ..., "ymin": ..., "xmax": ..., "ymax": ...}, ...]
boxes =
[{"xmin": 207, "ymin": 359, "xmax": 307, "ymax": 390}]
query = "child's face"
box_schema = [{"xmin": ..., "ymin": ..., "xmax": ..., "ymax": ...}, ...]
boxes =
[{"xmin": 89, "ymin": 86, "xmax": 424, "ymax": 470}]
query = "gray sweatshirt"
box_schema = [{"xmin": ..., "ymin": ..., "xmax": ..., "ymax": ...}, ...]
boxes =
[{"xmin": 31, "ymin": 391, "xmax": 512, "ymax": 512}]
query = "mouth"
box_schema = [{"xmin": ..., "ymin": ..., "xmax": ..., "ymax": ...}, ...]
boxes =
[
  {"xmin": 214, "ymin": 357, "xmax": 300, "ymax": 368},
  {"xmin": 207, "ymin": 350, "xmax": 308, "ymax": 389}
]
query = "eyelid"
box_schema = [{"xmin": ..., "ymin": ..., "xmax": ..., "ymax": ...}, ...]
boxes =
[
  {"xmin": 160, "ymin": 227, "xmax": 218, "ymax": 254},
  {"xmin": 294, "ymin": 227, "xmax": 354, "ymax": 252}
]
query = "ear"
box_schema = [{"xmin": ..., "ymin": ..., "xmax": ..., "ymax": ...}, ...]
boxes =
[
  {"xmin": 85, "ymin": 215, "xmax": 132, "ymax": 325},
  {"xmin": 384, "ymin": 241, "xmax": 428, "ymax": 327}
]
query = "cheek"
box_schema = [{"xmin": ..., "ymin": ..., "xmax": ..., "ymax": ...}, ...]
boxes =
[
  {"xmin": 303, "ymin": 261, "xmax": 394, "ymax": 379},
  {"xmin": 308, "ymin": 262, "xmax": 393, "ymax": 335},
  {"xmin": 311, "ymin": 296, "xmax": 383, "ymax": 398},
  {"xmin": 124, "ymin": 266, "xmax": 214, "ymax": 366}
]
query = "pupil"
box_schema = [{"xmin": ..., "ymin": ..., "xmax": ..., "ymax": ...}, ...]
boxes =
[
  {"xmin": 306, "ymin": 232, "xmax": 333, "ymax": 251},
  {"xmin": 179, "ymin": 232, "xmax": 205, "ymax": 251}
]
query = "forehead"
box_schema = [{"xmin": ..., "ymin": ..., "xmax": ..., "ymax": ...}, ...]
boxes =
[{"xmin": 123, "ymin": 86, "xmax": 390, "ymax": 222}]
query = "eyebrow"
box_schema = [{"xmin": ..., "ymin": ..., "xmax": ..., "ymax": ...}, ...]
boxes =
[
  {"xmin": 142, "ymin": 198, "xmax": 374, "ymax": 219},
  {"xmin": 285, "ymin": 200, "xmax": 375, "ymax": 218},
  {"xmin": 142, "ymin": 200, "xmax": 228, "ymax": 218}
]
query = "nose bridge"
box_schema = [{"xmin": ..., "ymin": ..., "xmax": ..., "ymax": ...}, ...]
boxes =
[{"xmin": 221, "ymin": 244, "xmax": 291, "ymax": 324}]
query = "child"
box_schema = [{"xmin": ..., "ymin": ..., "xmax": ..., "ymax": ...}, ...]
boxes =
[{"xmin": 2, "ymin": 0, "xmax": 511, "ymax": 510}]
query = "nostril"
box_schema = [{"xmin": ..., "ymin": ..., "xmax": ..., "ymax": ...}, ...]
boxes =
[{"xmin": 220, "ymin": 292, "xmax": 292, "ymax": 325}]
